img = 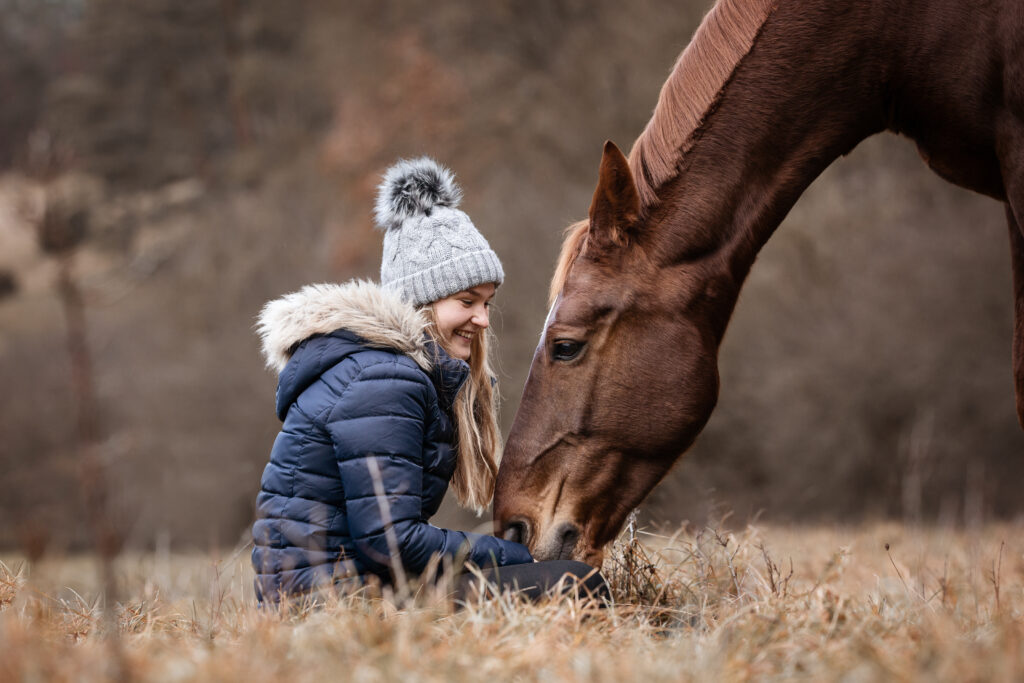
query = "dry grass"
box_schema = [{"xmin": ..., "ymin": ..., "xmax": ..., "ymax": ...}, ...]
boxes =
[{"xmin": 1, "ymin": 522, "xmax": 1022, "ymax": 682}]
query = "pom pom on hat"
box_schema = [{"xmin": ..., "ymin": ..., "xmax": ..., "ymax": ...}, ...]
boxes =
[
  {"xmin": 375, "ymin": 156, "xmax": 504, "ymax": 307},
  {"xmin": 373, "ymin": 157, "xmax": 463, "ymax": 232}
]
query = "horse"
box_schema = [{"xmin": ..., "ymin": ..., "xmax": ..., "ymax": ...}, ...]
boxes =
[{"xmin": 493, "ymin": 0, "xmax": 1024, "ymax": 565}]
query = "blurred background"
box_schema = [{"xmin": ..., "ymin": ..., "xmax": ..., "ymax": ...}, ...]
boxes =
[{"xmin": 1, "ymin": 0, "xmax": 1021, "ymax": 552}]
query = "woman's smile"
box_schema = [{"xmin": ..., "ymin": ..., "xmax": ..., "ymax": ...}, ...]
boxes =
[{"xmin": 432, "ymin": 284, "xmax": 496, "ymax": 360}]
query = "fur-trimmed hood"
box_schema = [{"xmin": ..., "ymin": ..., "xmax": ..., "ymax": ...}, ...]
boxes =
[{"xmin": 257, "ymin": 280, "xmax": 431, "ymax": 373}]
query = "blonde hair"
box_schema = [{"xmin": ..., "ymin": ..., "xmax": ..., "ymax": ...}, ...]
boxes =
[{"xmin": 423, "ymin": 306, "xmax": 502, "ymax": 514}]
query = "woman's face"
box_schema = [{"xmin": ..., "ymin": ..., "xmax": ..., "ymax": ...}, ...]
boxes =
[{"xmin": 431, "ymin": 283, "xmax": 496, "ymax": 360}]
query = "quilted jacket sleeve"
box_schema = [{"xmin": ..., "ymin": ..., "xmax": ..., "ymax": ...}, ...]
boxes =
[{"xmin": 326, "ymin": 358, "xmax": 531, "ymax": 578}]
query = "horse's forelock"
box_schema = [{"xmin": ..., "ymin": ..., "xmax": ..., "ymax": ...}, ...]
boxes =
[{"xmin": 549, "ymin": 220, "xmax": 591, "ymax": 306}]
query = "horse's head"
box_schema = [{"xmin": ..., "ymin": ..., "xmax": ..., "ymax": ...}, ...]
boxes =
[{"xmin": 495, "ymin": 141, "xmax": 730, "ymax": 564}]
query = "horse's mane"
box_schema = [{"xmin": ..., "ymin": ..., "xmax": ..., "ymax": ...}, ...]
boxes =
[
  {"xmin": 549, "ymin": 0, "xmax": 777, "ymax": 304},
  {"xmin": 629, "ymin": 0, "xmax": 777, "ymax": 206}
]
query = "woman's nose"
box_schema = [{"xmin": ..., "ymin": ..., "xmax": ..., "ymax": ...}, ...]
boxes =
[{"xmin": 472, "ymin": 306, "xmax": 490, "ymax": 328}]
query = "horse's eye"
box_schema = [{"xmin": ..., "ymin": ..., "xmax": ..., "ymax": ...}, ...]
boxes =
[{"xmin": 552, "ymin": 340, "xmax": 584, "ymax": 362}]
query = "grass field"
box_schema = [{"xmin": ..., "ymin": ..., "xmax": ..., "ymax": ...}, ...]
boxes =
[{"xmin": 1, "ymin": 522, "xmax": 1021, "ymax": 681}]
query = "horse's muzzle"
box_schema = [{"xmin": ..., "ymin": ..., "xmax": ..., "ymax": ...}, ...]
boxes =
[{"xmin": 530, "ymin": 521, "xmax": 582, "ymax": 562}]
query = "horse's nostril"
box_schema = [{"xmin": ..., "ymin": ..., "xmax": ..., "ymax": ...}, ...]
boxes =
[
  {"xmin": 504, "ymin": 519, "xmax": 529, "ymax": 545},
  {"xmin": 555, "ymin": 522, "xmax": 580, "ymax": 560}
]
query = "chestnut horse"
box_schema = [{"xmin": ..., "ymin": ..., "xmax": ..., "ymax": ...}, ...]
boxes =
[{"xmin": 494, "ymin": 0, "xmax": 1024, "ymax": 564}]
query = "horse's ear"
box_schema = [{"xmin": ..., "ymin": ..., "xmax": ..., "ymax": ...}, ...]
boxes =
[{"xmin": 588, "ymin": 140, "xmax": 641, "ymax": 249}]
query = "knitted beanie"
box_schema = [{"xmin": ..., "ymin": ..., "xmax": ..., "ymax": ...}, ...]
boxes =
[{"xmin": 373, "ymin": 157, "xmax": 504, "ymax": 307}]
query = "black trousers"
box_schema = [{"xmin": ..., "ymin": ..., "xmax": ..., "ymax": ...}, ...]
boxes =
[
  {"xmin": 454, "ymin": 560, "xmax": 610, "ymax": 603},
  {"xmin": 275, "ymin": 561, "xmax": 610, "ymax": 608}
]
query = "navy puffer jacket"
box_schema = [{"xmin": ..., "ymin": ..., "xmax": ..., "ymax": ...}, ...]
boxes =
[{"xmin": 252, "ymin": 280, "xmax": 532, "ymax": 602}]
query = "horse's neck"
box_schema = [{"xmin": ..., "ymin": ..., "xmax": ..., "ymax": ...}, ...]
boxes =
[
  {"xmin": 645, "ymin": 0, "xmax": 1001, "ymax": 291},
  {"xmin": 645, "ymin": 1, "xmax": 885, "ymax": 279}
]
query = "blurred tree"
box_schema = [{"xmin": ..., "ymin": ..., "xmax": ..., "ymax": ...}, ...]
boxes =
[
  {"xmin": 37, "ymin": 0, "xmax": 329, "ymax": 189},
  {"xmin": 0, "ymin": 0, "xmax": 81, "ymax": 169}
]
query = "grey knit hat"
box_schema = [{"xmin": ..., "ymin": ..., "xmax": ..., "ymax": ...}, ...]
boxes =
[{"xmin": 373, "ymin": 157, "xmax": 504, "ymax": 307}]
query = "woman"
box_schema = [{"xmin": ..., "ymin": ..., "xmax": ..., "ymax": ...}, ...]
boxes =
[{"xmin": 251, "ymin": 158, "xmax": 607, "ymax": 604}]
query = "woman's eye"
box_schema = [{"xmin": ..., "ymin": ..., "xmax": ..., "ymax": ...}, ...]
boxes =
[{"xmin": 552, "ymin": 340, "xmax": 584, "ymax": 362}]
